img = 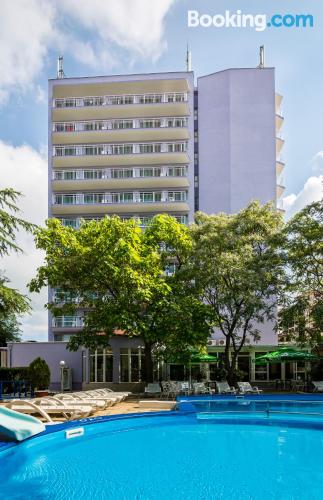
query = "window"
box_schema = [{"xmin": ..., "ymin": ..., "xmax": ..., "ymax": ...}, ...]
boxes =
[
  {"xmin": 139, "ymin": 144, "xmax": 161, "ymax": 154},
  {"xmin": 167, "ymin": 167, "xmax": 187, "ymax": 177},
  {"xmin": 84, "ymin": 170, "xmax": 104, "ymax": 179},
  {"xmin": 139, "ymin": 119, "xmax": 161, "ymax": 129},
  {"xmin": 110, "ymin": 96, "xmax": 134, "ymax": 105},
  {"xmin": 139, "ymin": 168, "xmax": 161, "ymax": 177},
  {"xmin": 54, "ymin": 194, "xmax": 76, "ymax": 205},
  {"xmin": 84, "ymin": 193, "xmax": 104, "ymax": 204},
  {"xmin": 83, "ymin": 97, "xmax": 104, "ymax": 107},
  {"xmin": 139, "ymin": 94, "xmax": 162, "ymax": 104},
  {"xmin": 112, "ymin": 120, "xmax": 133, "ymax": 129},
  {"xmin": 140, "ymin": 192, "xmax": 161, "ymax": 203},
  {"xmin": 168, "ymin": 191, "xmax": 187, "ymax": 202},
  {"xmin": 167, "ymin": 118, "xmax": 187, "ymax": 128},
  {"xmin": 111, "ymin": 193, "xmax": 133, "ymax": 203},
  {"xmin": 111, "ymin": 169, "xmax": 133, "ymax": 179},
  {"xmin": 112, "ymin": 145, "xmax": 133, "ymax": 155},
  {"xmin": 89, "ymin": 348, "xmax": 113, "ymax": 383},
  {"xmin": 120, "ymin": 347, "xmax": 145, "ymax": 382},
  {"xmin": 167, "ymin": 143, "xmax": 186, "ymax": 153}
]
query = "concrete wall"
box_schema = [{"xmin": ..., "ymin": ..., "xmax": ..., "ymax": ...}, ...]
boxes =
[
  {"xmin": 198, "ymin": 68, "xmax": 277, "ymax": 214},
  {"xmin": 197, "ymin": 68, "xmax": 277, "ymax": 345},
  {"xmin": 7, "ymin": 342, "xmax": 83, "ymax": 391}
]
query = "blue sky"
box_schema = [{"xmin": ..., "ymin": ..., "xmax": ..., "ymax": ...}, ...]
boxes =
[{"xmin": 0, "ymin": 0, "xmax": 322, "ymax": 341}]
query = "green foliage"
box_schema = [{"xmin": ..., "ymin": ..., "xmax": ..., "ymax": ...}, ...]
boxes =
[
  {"xmin": 279, "ymin": 201, "xmax": 323, "ymax": 346},
  {"xmin": 28, "ymin": 357, "xmax": 50, "ymax": 390},
  {"xmin": 0, "ymin": 274, "xmax": 30, "ymax": 346},
  {"xmin": 190, "ymin": 201, "xmax": 285, "ymax": 383},
  {"xmin": 0, "ymin": 366, "xmax": 30, "ymax": 381},
  {"xmin": 0, "ymin": 188, "xmax": 35, "ymax": 257},
  {"xmin": 30, "ymin": 215, "xmax": 210, "ymax": 381}
]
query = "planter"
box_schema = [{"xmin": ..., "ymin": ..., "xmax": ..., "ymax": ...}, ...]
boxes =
[{"xmin": 34, "ymin": 390, "xmax": 49, "ymax": 398}]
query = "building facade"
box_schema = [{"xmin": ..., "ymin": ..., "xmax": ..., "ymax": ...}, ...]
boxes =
[{"xmin": 44, "ymin": 65, "xmax": 285, "ymax": 386}]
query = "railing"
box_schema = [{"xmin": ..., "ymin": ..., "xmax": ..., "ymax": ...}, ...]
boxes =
[
  {"xmin": 0, "ymin": 380, "xmax": 34, "ymax": 400},
  {"xmin": 58, "ymin": 214, "xmax": 189, "ymax": 229},
  {"xmin": 52, "ymin": 316, "xmax": 84, "ymax": 327},
  {"xmin": 53, "ymin": 142, "xmax": 188, "ymax": 157},
  {"xmin": 53, "ymin": 92, "xmax": 188, "ymax": 108},
  {"xmin": 52, "ymin": 166, "xmax": 188, "ymax": 181},
  {"xmin": 53, "ymin": 191, "xmax": 188, "ymax": 205},
  {"xmin": 52, "ymin": 117, "xmax": 188, "ymax": 132}
]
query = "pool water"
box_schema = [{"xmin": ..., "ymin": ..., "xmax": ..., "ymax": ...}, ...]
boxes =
[{"xmin": 1, "ymin": 413, "xmax": 323, "ymax": 500}]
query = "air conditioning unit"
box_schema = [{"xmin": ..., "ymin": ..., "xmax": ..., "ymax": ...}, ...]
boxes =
[
  {"xmin": 245, "ymin": 338, "xmax": 251, "ymax": 345},
  {"xmin": 207, "ymin": 339, "xmax": 217, "ymax": 346},
  {"xmin": 216, "ymin": 339, "xmax": 225, "ymax": 346}
]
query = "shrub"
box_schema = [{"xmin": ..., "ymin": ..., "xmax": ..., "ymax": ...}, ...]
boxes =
[
  {"xmin": 28, "ymin": 357, "xmax": 50, "ymax": 390},
  {"xmin": 0, "ymin": 367, "xmax": 30, "ymax": 381}
]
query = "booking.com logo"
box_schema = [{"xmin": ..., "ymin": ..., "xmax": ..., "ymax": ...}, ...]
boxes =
[{"xmin": 188, "ymin": 10, "xmax": 314, "ymax": 31}]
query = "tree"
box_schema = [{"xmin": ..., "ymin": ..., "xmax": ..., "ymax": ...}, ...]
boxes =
[
  {"xmin": 0, "ymin": 188, "xmax": 35, "ymax": 256},
  {"xmin": 190, "ymin": 201, "xmax": 285, "ymax": 385},
  {"xmin": 29, "ymin": 215, "xmax": 210, "ymax": 381},
  {"xmin": 0, "ymin": 189, "xmax": 34, "ymax": 345},
  {"xmin": 279, "ymin": 200, "xmax": 323, "ymax": 346}
]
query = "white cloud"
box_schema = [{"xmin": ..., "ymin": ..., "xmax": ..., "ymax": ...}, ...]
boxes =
[
  {"xmin": 0, "ymin": 141, "xmax": 48, "ymax": 341},
  {"xmin": 0, "ymin": 0, "xmax": 56, "ymax": 104},
  {"xmin": 35, "ymin": 85, "xmax": 46, "ymax": 104},
  {"xmin": 312, "ymin": 151, "xmax": 323, "ymax": 173},
  {"xmin": 0, "ymin": 0, "xmax": 176, "ymax": 104},
  {"xmin": 283, "ymin": 175, "xmax": 323, "ymax": 218},
  {"xmin": 61, "ymin": 0, "xmax": 175, "ymax": 62}
]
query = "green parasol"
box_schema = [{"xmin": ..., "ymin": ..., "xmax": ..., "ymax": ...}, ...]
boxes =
[
  {"xmin": 190, "ymin": 353, "xmax": 218, "ymax": 364},
  {"xmin": 254, "ymin": 347, "xmax": 320, "ymax": 365}
]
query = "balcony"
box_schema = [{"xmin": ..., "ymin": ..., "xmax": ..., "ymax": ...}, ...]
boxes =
[
  {"xmin": 275, "ymin": 93, "xmax": 283, "ymax": 114},
  {"xmin": 276, "ymin": 160, "xmax": 285, "ymax": 177},
  {"xmin": 276, "ymin": 137, "xmax": 284, "ymax": 155},
  {"xmin": 51, "ymin": 166, "xmax": 190, "ymax": 190},
  {"xmin": 52, "ymin": 316, "xmax": 84, "ymax": 328},
  {"xmin": 52, "ymin": 142, "xmax": 189, "ymax": 167},
  {"xmin": 276, "ymin": 184, "xmax": 285, "ymax": 199},
  {"xmin": 58, "ymin": 214, "xmax": 189, "ymax": 230},
  {"xmin": 275, "ymin": 113, "xmax": 284, "ymax": 132},
  {"xmin": 52, "ymin": 92, "xmax": 190, "ymax": 121},
  {"xmin": 52, "ymin": 117, "xmax": 190, "ymax": 144},
  {"xmin": 51, "ymin": 190, "xmax": 189, "ymax": 215}
]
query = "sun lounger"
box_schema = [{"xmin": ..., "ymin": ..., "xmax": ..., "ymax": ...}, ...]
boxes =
[
  {"xmin": 237, "ymin": 382, "xmax": 263, "ymax": 394},
  {"xmin": 55, "ymin": 393, "xmax": 111, "ymax": 409},
  {"xmin": 312, "ymin": 381, "xmax": 323, "ymax": 392},
  {"xmin": 144, "ymin": 383, "xmax": 162, "ymax": 396},
  {"xmin": 216, "ymin": 381, "xmax": 237, "ymax": 394},
  {"xmin": 5, "ymin": 399, "xmax": 93, "ymax": 423}
]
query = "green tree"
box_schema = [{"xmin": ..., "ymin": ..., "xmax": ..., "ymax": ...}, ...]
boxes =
[
  {"xmin": 190, "ymin": 202, "xmax": 285, "ymax": 385},
  {"xmin": 279, "ymin": 200, "xmax": 323, "ymax": 346},
  {"xmin": 29, "ymin": 357, "xmax": 51, "ymax": 390},
  {"xmin": 0, "ymin": 189, "xmax": 34, "ymax": 345},
  {"xmin": 29, "ymin": 215, "xmax": 210, "ymax": 381}
]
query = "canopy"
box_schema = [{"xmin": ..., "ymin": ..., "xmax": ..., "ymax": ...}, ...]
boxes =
[
  {"xmin": 254, "ymin": 348, "xmax": 320, "ymax": 365},
  {"xmin": 190, "ymin": 353, "xmax": 218, "ymax": 364}
]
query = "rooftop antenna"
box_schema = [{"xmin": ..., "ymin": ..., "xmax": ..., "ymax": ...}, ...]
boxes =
[
  {"xmin": 186, "ymin": 45, "xmax": 192, "ymax": 72},
  {"xmin": 57, "ymin": 56, "xmax": 65, "ymax": 79},
  {"xmin": 258, "ymin": 45, "xmax": 265, "ymax": 69}
]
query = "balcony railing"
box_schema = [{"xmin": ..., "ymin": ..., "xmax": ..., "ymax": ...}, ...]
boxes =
[
  {"xmin": 58, "ymin": 214, "xmax": 188, "ymax": 229},
  {"xmin": 52, "ymin": 117, "xmax": 188, "ymax": 132},
  {"xmin": 52, "ymin": 166, "xmax": 188, "ymax": 181},
  {"xmin": 53, "ymin": 142, "xmax": 188, "ymax": 157},
  {"xmin": 53, "ymin": 93, "xmax": 188, "ymax": 108},
  {"xmin": 52, "ymin": 316, "xmax": 84, "ymax": 327},
  {"xmin": 53, "ymin": 191, "xmax": 188, "ymax": 206}
]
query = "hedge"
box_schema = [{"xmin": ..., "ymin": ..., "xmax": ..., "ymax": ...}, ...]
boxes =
[{"xmin": 0, "ymin": 367, "xmax": 31, "ymax": 381}]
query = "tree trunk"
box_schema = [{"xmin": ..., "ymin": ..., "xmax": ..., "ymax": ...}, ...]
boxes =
[
  {"xmin": 144, "ymin": 342, "xmax": 154, "ymax": 383},
  {"xmin": 224, "ymin": 337, "xmax": 238, "ymax": 386}
]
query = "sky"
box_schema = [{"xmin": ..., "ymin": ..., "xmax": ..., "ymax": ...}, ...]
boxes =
[{"xmin": 0, "ymin": 0, "xmax": 322, "ymax": 342}]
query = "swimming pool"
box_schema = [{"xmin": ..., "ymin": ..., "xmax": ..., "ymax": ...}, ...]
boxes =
[{"xmin": 1, "ymin": 399, "xmax": 323, "ymax": 499}]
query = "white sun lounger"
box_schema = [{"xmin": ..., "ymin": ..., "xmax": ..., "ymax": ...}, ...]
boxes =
[
  {"xmin": 55, "ymin": 393, "xmax": 111, "ymax": 409},
  {"xmin": 237, "ymin": 382, "xmax": 263, "ymax": 394},
  {"xmin": 5, "ymin": 399, "xmax": 93, "ymax": 423},
  {"xmin": 312, "ymin": 381, "xmax": 323, "ymax": 392},
  {"xmin": 216, "ymin": 381, "xmax": 237, "ymax": 394}
]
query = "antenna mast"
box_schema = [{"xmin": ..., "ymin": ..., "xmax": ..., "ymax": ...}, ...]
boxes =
[
  {"xmin": 186, "ymin": 45, "xmax": 192, "ymax": 71},
  {"xmin": 57, "ymin": 56, "xmax": 65, "ymax": 79},
  {"xmin": 258, "ymin": 46, "xmax": 265, "ymax": 69}
]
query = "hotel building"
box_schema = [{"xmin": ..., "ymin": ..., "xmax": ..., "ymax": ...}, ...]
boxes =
[{"xmin": 3, "ymin": 64, "xmax": 287, "ymax": 390}]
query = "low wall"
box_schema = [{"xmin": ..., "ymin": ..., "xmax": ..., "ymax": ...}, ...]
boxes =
[{"xmin": 7, "ymin": 342, "xmax": 83, "ymax": 391}]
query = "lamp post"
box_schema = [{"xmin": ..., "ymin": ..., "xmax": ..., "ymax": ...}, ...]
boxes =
[{"xmin": 59, "ymin": 360, "xmax": 66, "ymax": 392}]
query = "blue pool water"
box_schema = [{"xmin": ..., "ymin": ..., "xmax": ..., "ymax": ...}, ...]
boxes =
[{"xmin": 1, "ymin": 408, "xmax": 323, "ymax": 500}]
